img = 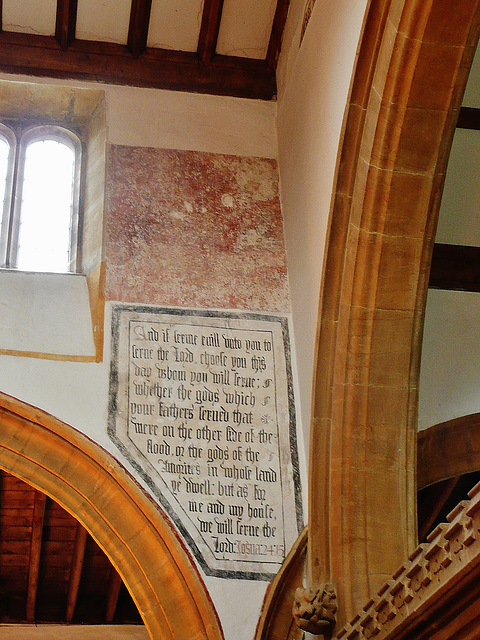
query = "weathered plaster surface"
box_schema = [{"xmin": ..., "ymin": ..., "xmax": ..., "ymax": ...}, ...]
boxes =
[{"xmin": 106, "ymin": 146, "xmax": 290, "ymax": 312}]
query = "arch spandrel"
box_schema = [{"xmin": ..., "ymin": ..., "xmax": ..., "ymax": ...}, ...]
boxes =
[{"xmin": 0, "ymin": 391, "xmax": 223, "ymax": 640}]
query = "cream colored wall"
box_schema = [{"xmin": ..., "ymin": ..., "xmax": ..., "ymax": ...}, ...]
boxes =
[
  {"xmin": 0, "ymin": 271, "xmax": 95, "ymax": 355},
  {"xmin": 418, "ymin": 44, "xmax": 480, "ymax": 430},
  {"xmin": 275, "ymin": 0, "xmax": 368, "ymax": 448},
  {"xmin": 419, "ymin": 289, "xmax": 480, "ymax": 429},
  {"xmin": 0, "ymin": 74, "xmax": 282, "ymax": 640},
  {"xmin": 0, "ymin": 73, "xmax": 278, "ymax": 158},
  {"xmin": 0, "ymin": 0, "xmax": 377, "ymax": 625},
  {"xmin": 418, "ymin": 135, "xmax": 480, "ymax": 429}
]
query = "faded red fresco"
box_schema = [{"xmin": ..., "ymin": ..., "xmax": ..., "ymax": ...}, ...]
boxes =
[{"xmin": 105, "ymin": 145, "xmax": 290, "ymax": 312}]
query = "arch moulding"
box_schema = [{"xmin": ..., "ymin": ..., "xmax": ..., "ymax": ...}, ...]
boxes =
[
  {"xmin": 0, "ymin": 392, "xmax": 223, "ymax": 640},
  {"xmin": 308, "ymin": 0, "xmax": 480, "ymax": 627}
]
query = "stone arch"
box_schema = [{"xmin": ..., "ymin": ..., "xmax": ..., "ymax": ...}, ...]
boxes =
[
  {"xmin": 0, "ymin": 392, "xmax": 223, "ymax": 640},
  {"xmin": 308, "ymin": 0, "xmax": 480, "ymax": 625}
]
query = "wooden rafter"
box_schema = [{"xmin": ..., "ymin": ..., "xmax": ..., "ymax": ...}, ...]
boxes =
[
  {"xmin": 417, "ymin": 414, "xmax": 480, "ymax": 490},
  {"xmin": 429, "ymin": 243, "xmax": 480, "ymax": 292},
  {"xmin": 266, "ymin": 0, "xmax": 290, "ymax": 69},
  {"xmin": 457, "ymin": 106, "xmax": 480, "ymax": 130},
  {"xmin": 0, "ymin": 468, "xmax": 143, "ymax": 625},
  {"xmin": 66, "ymin": 521, "xmax": 88, "ymax": 622},
  {"xmin": 26, "ymin": 491, "xmax": 46, "ymax": 622},
  {"xmin": 127, "ymin": 0, "xmax": 152, "ymax": 58},
  {"xmin": 106, "ymin": 569, "xmax": 122, "ymax": 623},
  {"xmin": 55, "ymin": 0, "xmax": 78, "ymax": 50},
  {"xmin": 0, "ymin": 31, "xmax": 276, "ymax": 99},
  {"xmin": 197, "ymin": 0, "xmax": 224, "ymax": 66}
]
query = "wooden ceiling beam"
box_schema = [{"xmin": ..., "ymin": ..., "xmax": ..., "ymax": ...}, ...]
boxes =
[
  {"xmin": 55, "ymin": 0, "xmax": 78, "ymax": 50},
  {"xmin": 127, "ymin": 0, "xmax": 152, "ymax": 58},
  {"xmin": 197, "ymin": 0, "xmax": 224, "ymax": 66},
  {"xmin": 106, "ymin": 569, "xmax": 122, "ymax": 623},
  {"xmin": 457, "ymin": 106, "xmax": 480, "ymax": 130},
  {"xmin": 0, "ymin": 31, "xmax": 276, "ymax": 99},
  {"xmin": 26, "ymin": 491, "xmax": 46, "ymax": 623},
  {"xmin": 266, "ymin": 0, "xmax": 290, "ymax": 69},
  {"xmin": 429, "ymin": 243, "xmax": 480, "ymax": 292},
  {"xmin": 66, "ymin": 521, "xmax": 88, "ymax": 622}
]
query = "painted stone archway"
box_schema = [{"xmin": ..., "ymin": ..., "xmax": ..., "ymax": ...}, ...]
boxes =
[{"xmin": 0, "ymin": 392, "xmax": 223, "ymax": 640}]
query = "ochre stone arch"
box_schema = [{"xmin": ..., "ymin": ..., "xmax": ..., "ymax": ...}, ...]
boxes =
[
  {"xmin": 308, "ymin": 0, "xmax": 480, "ymax": 626},
  {"xmin": 0, "ymin": 392, "xmax": 223, "ymax": 640}
]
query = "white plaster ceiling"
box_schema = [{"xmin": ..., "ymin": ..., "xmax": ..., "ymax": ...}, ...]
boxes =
[
  {"xmin": 3, "ymin": 0, "xmax": 57, "ymax": 36},
  {"xmin": 2, "ymin": 0, "xmax": 278, "ymax": 59},
  {"xmin": 76, "ymin": 0, "xmax": 132, "ymax": 44},
  {"xmin": 217, "ymin": 0, "xmax": 278, "ymax": 59},
  {"xmin": 147, "ymin": 0, "xmax": 205, "ymax": 51}
]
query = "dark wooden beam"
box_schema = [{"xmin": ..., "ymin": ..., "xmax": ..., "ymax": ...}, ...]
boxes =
[
  {"xmin": 26, "ymin": 491, "xmax": 46, "ymax": 622},
  {"xmin": 127, "ymin": 0, "xmax": 152, "ymax": 58},
  {"xmin": 417, "ymin": 413, "xmax": 480, "ymax": 490},
  {"xmin": 417, "ymin": 477, "xmax": 460, "ymax": 541},
  {"xmin": 105, "ymin": 569, "xmax": 122, "ymax": 623},
  {"xmin": 66, "ymin": 522, "xmax": 88, "ymax": 622},
  {"xmin": 0, "ymin": 0, "xmax": 3, "ymax": 32},
  {"xmin": 0, "ymin": 31, "xmax": 276, "ymax": 99},
  {"xmin": 266, "ymin": 0, "xmax": 290, "ymax": 69},
  {"xmin": 197, "ymin": 0, "xmax": 224, "ymax": 66},
  {"xmin": 55, "ymin": 0, "xmax": 78, "ymax": 50},
  {"xmin": 429, "ymin": 243, "xmax": 480, "ymax": 292},
  {"xmin": 457, "ymin": 106, "xmax": 480, "ymax": 130}
]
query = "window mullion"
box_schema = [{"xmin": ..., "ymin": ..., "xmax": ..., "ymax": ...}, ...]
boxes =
[
  {"xmin": 6, "ymin": 137, "xmax": 26, "ymax": 269},
  {"xmin": 0, "ymin": 126, "xmax": 17, "ymax": 268}
]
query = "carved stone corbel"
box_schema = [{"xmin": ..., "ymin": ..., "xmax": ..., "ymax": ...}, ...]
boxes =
[{"xmin": 292, "ymin": 584, "xmax": 337, "ymax": 635}]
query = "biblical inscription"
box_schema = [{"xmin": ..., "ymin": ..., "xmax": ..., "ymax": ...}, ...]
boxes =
[{"xmin": 109, "ymin": 306, "xmax": 302, "ymax": 579}]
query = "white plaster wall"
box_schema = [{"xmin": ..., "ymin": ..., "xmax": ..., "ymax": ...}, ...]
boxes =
[
  {"xmin": 106, "ymin": 85, "xmax": 278, "ymax": 157},
  {"xmin": 0, "ymin": 75, "xmax": 280, "ymax": 640},
  {"xmin": 417, "ymin": 41, "xmax": 480, "ymax": 431},
  {"xmin": 0, "ymin": 303, "xmax": 269, "ymax": 640},
  {"xmin": 0, "ymin": 270, "xmax": 95, "ymax": 356},
  {"xmin": 276, "ymin": 0, "xmax": 368, "ymax": 450},
  {"xmin": 0, "ymin": 73, "xmax": 278, "ymax": 159},
  {"xmin": 0, "ymin": 74, "xmax": 279, "ymax": 362},
  {"xmin": 418, "ymin": 289, "xmax": 480, "ymax": 429},
  {"xmin": 435, "ymin": 128, "xmax": 480, "ymax": 246},
  {"xmin": 417, "ymin": 130, "xmax": 480, "ymax": 428},
  {"xmin": 0, "ymin": 2, "xmax": 374, "ymax": 623}
]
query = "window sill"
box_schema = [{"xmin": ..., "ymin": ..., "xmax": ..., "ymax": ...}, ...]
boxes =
[{"xmin": 0, "ymin": 268, "xmax": 104, "ymax": 361}]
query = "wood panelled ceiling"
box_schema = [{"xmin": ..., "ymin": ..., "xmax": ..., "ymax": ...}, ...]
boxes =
[
  {"xmin": 0, "ymin": 0, "xmax": 290, "ymax": 99},
  {"xmin": 0, "ymin": 469, "xmax": 142, "ymax": 625}
]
